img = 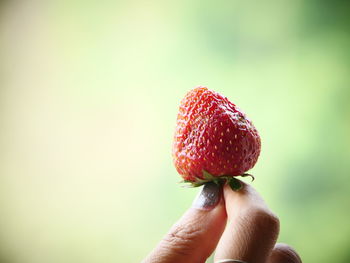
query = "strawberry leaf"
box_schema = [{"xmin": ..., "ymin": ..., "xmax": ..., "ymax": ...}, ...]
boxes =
[{"xmin": 228, "ymin": 177, "xmax": 242, "ymax": 191}]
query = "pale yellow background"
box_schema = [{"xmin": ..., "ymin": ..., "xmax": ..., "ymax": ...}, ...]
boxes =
[{"xmin": 1, "ymin": 1, "xmax": 350, "ymax": 262}]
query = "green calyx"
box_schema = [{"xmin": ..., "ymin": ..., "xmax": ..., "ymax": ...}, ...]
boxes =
[{"xmin": 180, "ymin": 170, "xmax": 255, "ymax": 191}]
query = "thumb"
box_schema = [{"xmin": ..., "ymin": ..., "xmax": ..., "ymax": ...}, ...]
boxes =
[{"xmin": 143, "ymin": 182, "xmax": 227, "ymax": 263}]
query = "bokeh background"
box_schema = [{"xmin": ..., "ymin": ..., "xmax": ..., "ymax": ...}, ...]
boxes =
[{"xmin": 1, "ymin": 0, "xmax": 350, "ymax": 262}]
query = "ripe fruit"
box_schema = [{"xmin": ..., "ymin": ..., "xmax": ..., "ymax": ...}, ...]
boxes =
[{"xmin": 172, "ymin": 86, "xmax": 261, "ymax": 189}]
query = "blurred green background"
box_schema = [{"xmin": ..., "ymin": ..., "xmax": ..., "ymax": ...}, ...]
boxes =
[{"xmin": 0, "ymin": 0, "xmax": 350, "ymax": 262}]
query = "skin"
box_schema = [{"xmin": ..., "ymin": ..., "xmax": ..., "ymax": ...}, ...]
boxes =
[{"xmin": 142, "ymin": 181, "xmax": 302, "ymax": 263}]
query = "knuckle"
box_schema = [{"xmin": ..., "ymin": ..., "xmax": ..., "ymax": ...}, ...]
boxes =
[
  {"xmin": 245, "ymin": 206, "xmax": 280, "ymax": 234},
  {"xmin": 255, "ymin": 207, "xmax": 279, "ymax": 227}
]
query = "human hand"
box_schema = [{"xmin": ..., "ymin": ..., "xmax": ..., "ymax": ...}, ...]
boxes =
[{"xmin": 142, "ymin": 181, "xmax": 301, "ymax": 263}]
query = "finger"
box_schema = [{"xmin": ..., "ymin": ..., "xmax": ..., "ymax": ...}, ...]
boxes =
[
  {"xmin": 215, "ymin": 181, "xmax": 280, "ymax": 263},
  {"xmin": 267, "ymin": 243, "xmax": 302, "ymax": 263},
  {"xmin": 143, "ymin": 182, "xmax": 227, "ymax": 263}
]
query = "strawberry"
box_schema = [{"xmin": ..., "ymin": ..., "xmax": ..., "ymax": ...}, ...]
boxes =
[{"xmin": 172, "ymin": 86, "xmax": 261, "ymax": 189}]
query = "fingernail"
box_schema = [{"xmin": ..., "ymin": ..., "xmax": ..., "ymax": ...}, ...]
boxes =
[{"xmin": 192, "ymin": 182, "xmax": 222, "ymax": 210}]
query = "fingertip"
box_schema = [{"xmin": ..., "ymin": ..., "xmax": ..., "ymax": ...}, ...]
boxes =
[
  {"xmin": 223, "ymin": 179, "xmax": 246, "ymax": 199},
  {"xmin": 223, "ymin": 179, "xmax": 252, "ymax": 197}
]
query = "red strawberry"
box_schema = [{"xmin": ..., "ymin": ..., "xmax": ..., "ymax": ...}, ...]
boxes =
[{"xmin": 172, "ymin": 86, "xmax": 261, "ymax": 188}]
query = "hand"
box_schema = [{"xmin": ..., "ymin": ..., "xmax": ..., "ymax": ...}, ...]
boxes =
[{"xmin": 142, "ymin": 181, "xmax": 302, "ymax": 263}]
